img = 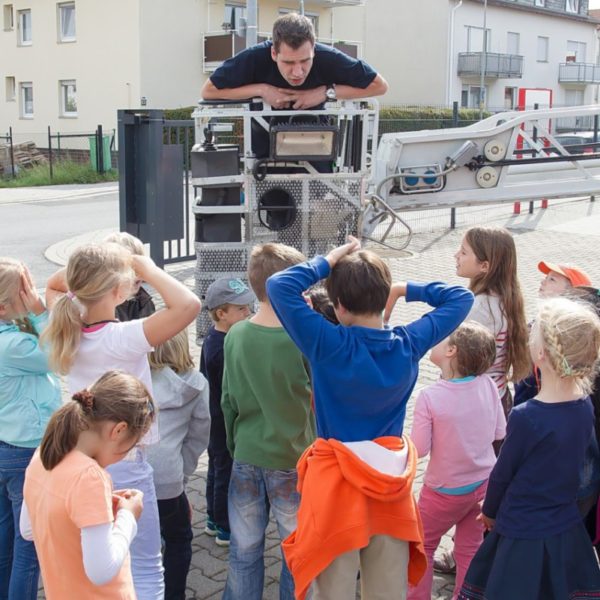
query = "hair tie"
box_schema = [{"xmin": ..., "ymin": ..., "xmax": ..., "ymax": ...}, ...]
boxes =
[
  {"xmin": 66, "ymin": 291, "xmax": 76, "ymax": 302},
  {"xmin": 72, "ymin": 390, "xmax": 95, "ymax": 412},
  {"xmin": 147, "ymin": 398, "xmax": 154, "ymax": 415},
  {"xmin": 562, "ymin": 356, "xmax": 573, "ymax": 377}
]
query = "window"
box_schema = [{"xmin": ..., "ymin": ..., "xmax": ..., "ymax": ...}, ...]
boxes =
[
  {"xmin": 58, "ymin": 2, "xmax": 75, "ymax": 42},
  {"xmin": 504, "ymin": 86, "xmax": 517, "ymax": 110},
  {"xmin": 279, "ymin": 8, "xmax": 319, "ymax": 36},
  {"xmin": 461, "ymin": 85, "xmax": 488, "ymax": 109},
  {"xmin": 534, "ymin": 0, "xmax": 545, "ymax": 6},
  {"xmin": 466, "ymin": 26, "xmax": 491, "ymax": 53},
  {"xmin": 565, "ymin": 89, "xmax": 584, "ymax": 106},
  {"xmin": 17, "ymin": 9, "xmax": 31, "ymax": 45},
  {"xmin": 59, "ymin": 79, "xmax": 77, "ymax": 116},
  {"xmin": 566, "ymin": 0, "xmax": 580, "ymax": 13},
  {"xmin": 537, "ymin": 36, "xmax": 549, "ymax": 62},
  {"xmin": 20, "ymin": 82, "xmax": 33, "ymax": 117},
  {"xmin": 5, "ymin": 76, "xmax": 15, "ymax": 101},
  {"xmin": 224, "ymin": 3, "xmax": 246, "ymax": 31},
  {"xmin": 567, "ymin": 40, "xmax": 586, "ymax": 62},
  {"xmin": 3, "ymin": 4, "xmax": 13, "ymax": 30},
  {"xmin": 507, "ymin": 32, "xmax": 520, "ymax": 55}
]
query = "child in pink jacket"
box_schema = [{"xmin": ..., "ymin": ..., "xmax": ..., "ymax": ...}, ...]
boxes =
[{"xmin": 408, "ymin": 321, "xmax": 506, "ymax": 600}]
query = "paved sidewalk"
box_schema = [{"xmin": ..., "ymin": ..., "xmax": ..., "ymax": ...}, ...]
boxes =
[
  {"xmin": 0, "ymin": 182, "xmax": 118, "ymax": 205},
  {"xmin": 39, "ymin": 196, "xmax": 600, "ymax": 599}
]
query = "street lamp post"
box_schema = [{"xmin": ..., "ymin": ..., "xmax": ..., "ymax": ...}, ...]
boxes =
[{"xmin": 479, "ymin": 0, "xmax": 488, "ymax": 119}]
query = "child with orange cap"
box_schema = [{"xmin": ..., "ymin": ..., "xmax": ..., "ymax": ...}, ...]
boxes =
[{"xmin": 538, "ymin": 261, "xmax": 591, "ymax": 298}]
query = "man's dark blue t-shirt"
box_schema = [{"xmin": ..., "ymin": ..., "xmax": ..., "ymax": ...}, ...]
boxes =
[{"xmin": 210, "ymin": 41, "xmax": 377, "ymax": 96}]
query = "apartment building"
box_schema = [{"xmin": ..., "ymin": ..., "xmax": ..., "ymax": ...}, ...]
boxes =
[
  {"xmin": 0, "ymin": 0, "xmax": 364, "ymax": 139},
  {"xmin": 334, "ymin": 0, "xmax": 600, "ymax": 110}
]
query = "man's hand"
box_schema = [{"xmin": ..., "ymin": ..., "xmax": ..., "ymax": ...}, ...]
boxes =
[
  {"xmin": 383, "ymin": 283, "xmax": 408, "ymax": 325},
  {"xmin": 288, "ymin": 86, "xmax": 327, "ymax": 109},
  {"xmin": 325, "ymin": 235, "xmax": 361, "ymax": 269},
  {"xmin": 260, "ymin": 85, "xmax": 295, "ymax": 109},
  {"xmin": 261, "ymin": 85, "xmax": 327, "ymax": 109}
]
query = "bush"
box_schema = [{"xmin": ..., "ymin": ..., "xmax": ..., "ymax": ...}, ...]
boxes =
[
  {"xmin": 0, "ymin": 161, "xmax": 119, "ymax": 188},
  {"xmin": 164, "ymin": 107, "xmax": 196, "ymax": 121},
  {"xmin": 378, "ymin": 106, "xmax": 492, "ymax": 134}
]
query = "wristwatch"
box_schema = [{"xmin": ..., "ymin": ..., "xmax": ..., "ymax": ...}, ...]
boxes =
[{"xmin": 325, "ymin": 85, "xmax": 337, "ymax": 102}]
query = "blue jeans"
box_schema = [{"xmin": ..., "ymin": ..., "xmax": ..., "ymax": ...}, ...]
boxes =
[
  {"xmin": 223, "ymin": 461, "xmax": 300, "ymax": 600},
  {"xmin": 157, "ymin": 492, "xmax": 193, "ymax": 600},
  {"xmin": 0, "ymin": 442, "xmax": 39, "ymax": 600},
  {"xmin": 206, "ymin": 411, "xmax": 233, "ymax": 531}
]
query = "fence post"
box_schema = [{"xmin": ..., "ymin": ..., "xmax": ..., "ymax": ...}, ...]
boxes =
[
  {"xmin": 450, "ymin": 207, "xmax": 456, "ymax": 229},
  {"xmin": 529, "ymin": 103, "xmax": 538, "ymax": 214},
  {"xmin": 452, "ymin": 101, "xmax": 459, "ymax": 127},
  {"xmin": 57, "ymin": 131, "xmax": 61, "ymax": 161},
  {"xmin": 592, "ymin": 114, "xmax": 599, "ymax": 203},
  {"xmin": 97, "ymin": 124, "xmax": 104, "ymax": 174},
  {"xmin": 8, "ymin": 127, "xmax": 15, "ymax": 178},
  {"xmin": 48, "ymin": 126, "xmax": 53, "ymax": 180}
]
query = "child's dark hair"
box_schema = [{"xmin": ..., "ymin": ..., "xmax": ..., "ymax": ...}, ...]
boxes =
[
  {"xmin": 307, "ymin": 288, "xmax": 339, "ymax": 324},
  {"xmin": 40, "ymin": 371, "xmax": 155, "ymax": 470},
  {"xmin": 248, "ymin": 243, "xmax": 305, "ymax": 302},
  {"xmin": 326, "ymin": 250, "xmax": 391, "ymax": 316},
  {"xmin": 448, "ymin": 321, "xmax": 497, "ymax": 377}
]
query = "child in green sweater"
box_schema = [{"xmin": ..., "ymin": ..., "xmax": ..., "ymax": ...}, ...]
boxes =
[{"xmin": 221, "ymin": 243, "xmax": 316, "ymax": 600}]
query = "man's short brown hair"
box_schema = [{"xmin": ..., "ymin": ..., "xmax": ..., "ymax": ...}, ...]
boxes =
[
  {"xmin": 272, "ymin": 13, "xmax": 315, "ymax": 52},
  {"xmin": 248, "ymin": 243, "xmax": 305, "ymax": 302},
  {"xmin": 448, "ymin": 321, "xmax": 497, "ymax": 377},
  {"xmin": 325, "ymin": 250, "xmax": 392, "ymax": 316}
]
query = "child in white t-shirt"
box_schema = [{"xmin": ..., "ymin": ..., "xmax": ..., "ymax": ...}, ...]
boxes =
[{"xmin": 43, "ymin": 243, "xmax": 201, "ymax": 600}]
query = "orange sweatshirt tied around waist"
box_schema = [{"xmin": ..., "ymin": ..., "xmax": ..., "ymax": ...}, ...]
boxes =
[{"xmin": 282, "ymin": 435, "xmax": 426, "ymax": 600}]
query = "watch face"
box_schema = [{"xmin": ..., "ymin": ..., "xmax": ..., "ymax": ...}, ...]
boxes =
[{"xmin": 326, "ymin": 88, "xmax": 336, "ymax": 100}]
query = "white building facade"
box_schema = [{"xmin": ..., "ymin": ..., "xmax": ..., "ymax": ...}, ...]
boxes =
[
  {"xmin": 334, "ymin": 0, "xmax": 600, "ymax": 110},
  {"xmin": 0, "ymin": 0, "xmax": 364, "ymax": 143}
]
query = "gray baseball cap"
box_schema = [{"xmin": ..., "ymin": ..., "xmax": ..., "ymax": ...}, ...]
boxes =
[{"xmin": 205, "ymin": 277, "xmax": 255, "ymax": 310}]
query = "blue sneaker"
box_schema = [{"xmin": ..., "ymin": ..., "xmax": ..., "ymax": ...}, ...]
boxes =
[
  {"xmin": 215, "ymin": 527, "xmax": 230, "ymax": 547},
  {"xmin": 204, "ymin": 518, "xmax": 217, "ymax": 537}
]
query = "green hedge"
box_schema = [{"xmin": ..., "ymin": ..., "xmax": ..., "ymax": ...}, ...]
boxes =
[
  {"xmin": 164, "ymin": 107, "xmax": 196, "ymax": 121},
  {"xmin": 379, "ymin": 106, "xmax": 492, "ymax": 133}
]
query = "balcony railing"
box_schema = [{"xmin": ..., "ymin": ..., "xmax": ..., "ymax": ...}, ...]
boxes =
[
  {"xmin": 559, "ymin": 62, "xmax": 600, "ymax": 84},
  {"xmin": 458, "ymin": 52, "xmax": 523, "ymax": 79},
  {"xmin": 203, "ymin": 31, "xmax": 361, "ymax": 72}
]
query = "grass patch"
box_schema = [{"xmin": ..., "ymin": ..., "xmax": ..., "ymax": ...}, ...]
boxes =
[{"xmin": 0, "ymin": 161, "xmax": 119, "ymax": 188}]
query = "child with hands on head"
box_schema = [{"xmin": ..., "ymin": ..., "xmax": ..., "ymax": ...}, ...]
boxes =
[
  {"xmin": 21, "ymin": 371, "xmax": 155, "ymax": 600},
  {"xmin": 458, "ymin": 298, "xmax": 600, "ymax": 600},
  {"xmin": 408, "ymin": 322, "xmax": 506, "ymax": 600},
  {"xmin": 42, "ymin": 243, "xmax": 201, "ymax": 600},
  {"xmin": 0, "ymin": 258, "xmax": 61, "ymax": 600}
]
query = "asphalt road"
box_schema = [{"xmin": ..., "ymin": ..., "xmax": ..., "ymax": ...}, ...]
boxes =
[{"xmin": 0, "ymin": 191, "xmax": 119, "ymax": 284}]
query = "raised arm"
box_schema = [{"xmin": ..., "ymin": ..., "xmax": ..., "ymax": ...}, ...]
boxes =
[
  {"xmin": 403, "ymin": 282, "xmax": 474, "ymax": 358},
  {"xmin": 133, "ymin": 256, "xmax": 201, "ymax": 348}
]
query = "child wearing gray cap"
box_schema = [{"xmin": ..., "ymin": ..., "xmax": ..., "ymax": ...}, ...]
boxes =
[{"xmin": 200, "ymin": 278, "xmax": 255, "ymax": 546}]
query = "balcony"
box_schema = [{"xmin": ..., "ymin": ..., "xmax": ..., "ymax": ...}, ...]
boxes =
[
  {"xmin": 203, "ymin": 31, "xmax": 361, "ymax": 72},
  {"xmin": 458, "ymin": 52, "xmax": 523, "ymax": 79},
  {"xmin": 559, "ymin": 62, "xmax": 600, "ymax": 84}
]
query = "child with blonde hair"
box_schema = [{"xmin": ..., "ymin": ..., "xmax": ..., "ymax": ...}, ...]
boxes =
[
  {"xmin": 408, "ymin": 321, "xmax": 506, "ymax": 600},
  {"xmin": 459, "ymin": 298, "xmax": 600, "ymax": 599},
  {"xmin": 0, "ymin": 259, "xmax": 61, "ymax": 599},
  {"xmin": 43, "ymin": 244, "xmax": 201, "ymax": 600},
  {"xmin": 147, "ymin": 329, "xmax": 210, "ymax": 600},
  {"xmin": 103, "ymin": 232, "xmax": 156, "ymax": 321},
  {"xmin": 21, "ymin": 371, "xmax": 155, "ymax": 600}
]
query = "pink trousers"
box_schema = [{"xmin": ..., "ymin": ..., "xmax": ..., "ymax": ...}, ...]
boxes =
[{"xmin": 408, "ymin": 482, "xmax": 487, "ymax": 600}]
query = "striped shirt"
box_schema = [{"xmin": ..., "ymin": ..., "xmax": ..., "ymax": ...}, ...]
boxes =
[{"xmin": 468, "ymin": 294, "xmax": 509, "ymax": 397}]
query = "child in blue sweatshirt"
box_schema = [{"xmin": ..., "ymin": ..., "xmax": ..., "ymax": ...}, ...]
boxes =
[{"xmin": 266, "ymin": 237, "xmax": 474, "ymax": 598}]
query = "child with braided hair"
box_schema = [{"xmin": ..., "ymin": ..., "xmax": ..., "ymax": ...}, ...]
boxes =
[
  {"xmin": 21, "ymin": 371, "xmax": 156, "ymax": 600},
  {"xmin": 458, "ymin": 297, "xmax": 600, "ymax": 600}
]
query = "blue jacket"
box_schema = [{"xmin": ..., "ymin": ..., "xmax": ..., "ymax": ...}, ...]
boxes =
[
  {"xmin": 267, "ymin": 256, "xmax": 474, "ymax": 441},
  {"xmin": 0, "ymin": 313, "xmax": 61, "ymax": 448}
]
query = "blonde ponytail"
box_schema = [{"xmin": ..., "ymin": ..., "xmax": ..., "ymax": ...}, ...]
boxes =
[{"xmin": 40, "ymin": 243, "xmax": 135, "ymax": 375}]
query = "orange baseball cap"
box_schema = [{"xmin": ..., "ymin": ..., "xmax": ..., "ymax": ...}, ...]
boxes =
[{"xmin": 538, "ymin": 261, "xmax": 592, "ymax": 287}]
